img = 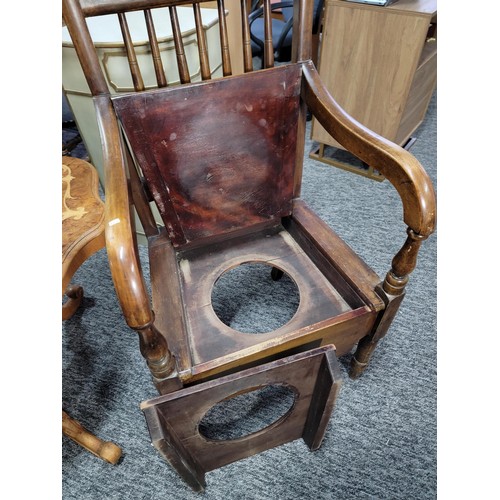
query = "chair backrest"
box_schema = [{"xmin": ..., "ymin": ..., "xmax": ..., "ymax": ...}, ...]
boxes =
[
  {"xmin": 62, "ymin": 0, "xmax": 314, "ymax": 90},
  {"xmin": 113, "ymin": 64, "xmax": 302, "ymax": 247},
  {"xmin": 62, "ymin": 0, "xmax": 315, "ymax": 247}
]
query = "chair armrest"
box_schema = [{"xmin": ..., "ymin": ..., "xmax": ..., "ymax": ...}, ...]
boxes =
[
  {"xmin": 301, "ymin": 61, "xmax": 436, "ymax": 238},
  {"xmin": 94, "ymin": 95, "xmax": 154, "ymax": 330}
]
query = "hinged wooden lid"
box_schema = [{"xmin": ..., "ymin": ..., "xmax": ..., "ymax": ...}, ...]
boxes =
[{"xmin": 113, "ymin": 64, "xmax": 302, "ymax": 247}]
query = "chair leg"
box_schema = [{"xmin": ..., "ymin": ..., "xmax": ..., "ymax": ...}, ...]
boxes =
[
  {"xmin": 62, "ymin": 410, "xmax": 122, "ymax": 464},
  {"xmin": 349, "ymin": 335, "xmax": 378, "ymax": 379},
  {"xmin": 270, "ymin": 267, "xmax": 284, "ymax": 281},
  {"xmin": 62, "ymin": 284, "xmax": 84, "ymax": 320},
  {"xmin": 350, "ymin": 229, "xmax": 427, "ymax": 378},
  {"xmin": 136, "ymin": 322, "xmax": 182, "ymax": 394},
  {"xmin": 349, "ymin": 283, "xmax": 406, "ymax": 379}
]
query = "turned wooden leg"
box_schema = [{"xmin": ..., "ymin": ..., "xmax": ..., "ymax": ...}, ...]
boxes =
[
  {"xmin": 349, "ymin": 281, "xmax": 407, "ymax": 380},
  {"xmin": 62, "ymin": 410, "xmax": 122, "ymax": 464},
  {"xmin": 271, "ymin": 267, "xmax": 284, "ymax": 281},
  {"xmin": 349, "ymin": 287, "xmax": 406, "ymax": 379},
  {"xmin": 349, "ymin": 228, "xmax": 427, "ymax": 379},
  {"xmin": 62, "ymin": 284, "xmax": 84, "ymax": 320},
  {"xmin": 135, "ymin": 320, "xmax": 182, "ymax": 394},
  {"xmin": 350, "ymin": 336, "xmax": 378, "ymax": 379}
]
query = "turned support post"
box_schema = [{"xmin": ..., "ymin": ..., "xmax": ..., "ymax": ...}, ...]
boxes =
[
  {"xmin": 134, "ymin": 315, "xmax": 182, "ymax": 394},
  {"xmin": 382, "ymin": 228, "xmax": 426, "ymax": 296},
  {"xmin": 350, "ymin": 228, "xmax": 427, "ymax": 378}
]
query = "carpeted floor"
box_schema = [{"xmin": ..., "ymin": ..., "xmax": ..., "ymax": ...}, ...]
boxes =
[{"xmin": 62, "ymin": 90, "xmax": 437, "ymax": 499}]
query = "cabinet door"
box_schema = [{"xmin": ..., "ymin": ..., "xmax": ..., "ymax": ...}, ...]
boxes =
[{"xmin": 311, "ymin": 0, "xmax": 434, "ymax": 148}]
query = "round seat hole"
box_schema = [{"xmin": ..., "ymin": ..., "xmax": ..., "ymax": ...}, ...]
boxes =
[
  {"xmin": 198, "ymin": 384, "xmax": 296, "ymax": 441},
  {"xmin": 211, "ymin": 262, "xmax": 300, "ymax": 334}
]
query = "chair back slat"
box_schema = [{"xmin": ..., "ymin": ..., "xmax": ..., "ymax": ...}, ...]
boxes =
[
  {"xmin": 118, "ymin": 12, "xmax": 146, "ymax": 91},
  {"xmin": 169, "ymin": 6, "xmax": 192, "ymax": 83},
  {"xmin": 144, "ymin": 9, "xmax": 168, "ymax": 87},
  {"xmin": 291, "ymin": 0, "xmax": 313, "ymax": 63},
  {"xmin": 217, "ymin": 0, "xmax": 232, "ymax": 76},
  {"xmin": 240, "ymin": 0, "xmax": 254, "ymax": 73},
  {"xmin": 193, "ymin": 3, "xmax": 212, "ymax": 80},
  {"xmin": 65, "ymin": 0, "xmax": 316, "ymax": 96},
  {"xmin": 263, "ymin": 0, "xmax": 274, "ymax": 68}
]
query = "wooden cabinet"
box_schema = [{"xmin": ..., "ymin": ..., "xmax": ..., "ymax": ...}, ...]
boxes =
[{"xmin": 310, "ymin": 0, "xmax": 437, "ymax": 178}]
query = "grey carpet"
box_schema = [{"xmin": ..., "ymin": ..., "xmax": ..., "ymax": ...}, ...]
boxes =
[{"xmin": 62, "ymin": 92, "xmax": 437, "ymax": 499}]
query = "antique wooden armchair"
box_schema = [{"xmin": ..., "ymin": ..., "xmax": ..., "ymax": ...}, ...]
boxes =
[{"xmin": 62, "ymin": 0, "xmax": 436, "ymax": 489}]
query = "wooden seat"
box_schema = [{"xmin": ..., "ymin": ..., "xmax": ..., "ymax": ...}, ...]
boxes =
[
  {"xmin": 62, "ymin": 156, "xmax": 122, "ymax": 464},
  {"xmin": 62, "ymin": 0, "xmax": 436, "ymax": 489},
  {"xmin": 146, "ymin": 202, "xmax": 384, "ymax": 384}
]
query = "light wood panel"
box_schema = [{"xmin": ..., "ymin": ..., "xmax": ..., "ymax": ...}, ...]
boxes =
[
  {"xmin": 311, "ymin": 0, "xmax": 437, "ymax": 150},
  {"xmin": 205, "ymin": 0, "xmax": 244, "ymax": 75}
]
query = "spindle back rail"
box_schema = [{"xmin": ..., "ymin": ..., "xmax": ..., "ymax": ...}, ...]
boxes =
[{"xmin": 63, "ymin": 0, "xmax": 308, "ymax": 97}]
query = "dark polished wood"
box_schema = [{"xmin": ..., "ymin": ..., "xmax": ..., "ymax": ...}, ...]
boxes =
[
  {"xmin": 193, "ymin": 3, "xmax": 211, "ymax": 80},
  {"xmin": 263, "ymin": 0, "xmax": 274, "ymax": 67},
  {"xmin": 301, "ymin": 60, "xmax": 436, "ymax": 238},
  {"xmin": 144, "ymin": 8, "xmax": 168, "ymax": 87},
  {"xmin": 240, "ymin": 0, "xmax": 254, "ymax": 72},
  {"xmin": 118, "ymin": 12, "xmax": 145, "ymax": 90},
  {"xmin": 217, "ymin": 0, "xmax": 232, "ymax": 75},
  {"xmin": 62, "ymin": 0, "xmax": 436, "ymax": 486},
  {"xmin": 170, "ymin": 6, "xmax": 191, "ymax": 83},
  {"xmin": 62, "ymin": 0, "xmax": 436, "ymax": 397},
  {"xmin": 141, "ymin": 345, "xmax": 342, "ymax": 491},
  {"xmin": 112, "ymin": 64, "xmax": 301, "ymax": 248}
]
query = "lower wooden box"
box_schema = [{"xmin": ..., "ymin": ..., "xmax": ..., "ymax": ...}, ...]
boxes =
[{"xmin": 141, "ymin": 345, "xmax": 342, "ymax": 491}]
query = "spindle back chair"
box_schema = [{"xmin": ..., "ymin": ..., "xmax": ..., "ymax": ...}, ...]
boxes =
[{"xmin": 62, "ymin": 0, "xmax": 436, "ymax": 489}]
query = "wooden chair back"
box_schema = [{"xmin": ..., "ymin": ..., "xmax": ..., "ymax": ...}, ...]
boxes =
[
  {"xmin": 62, "ymin": 0, "xmax": 314, "ymax": 246},
  {"xmin": 112, "ymin": 64, "xmax": 302, "ymax": 247}
]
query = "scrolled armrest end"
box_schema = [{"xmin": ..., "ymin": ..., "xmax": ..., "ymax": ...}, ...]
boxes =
[{"xmin": 301, "ymin": 61, "xmax": 437, "ymax": 238}]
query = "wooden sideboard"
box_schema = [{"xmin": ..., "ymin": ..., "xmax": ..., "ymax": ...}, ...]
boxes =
[{"xmin": 310, "ymin": 0, "xmax": 437, "ymax": 180}]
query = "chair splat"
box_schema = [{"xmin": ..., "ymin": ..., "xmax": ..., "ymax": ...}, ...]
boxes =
[{"xmin": 112, "ymin": 64, "xmax": 302, "ymax": 248}]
